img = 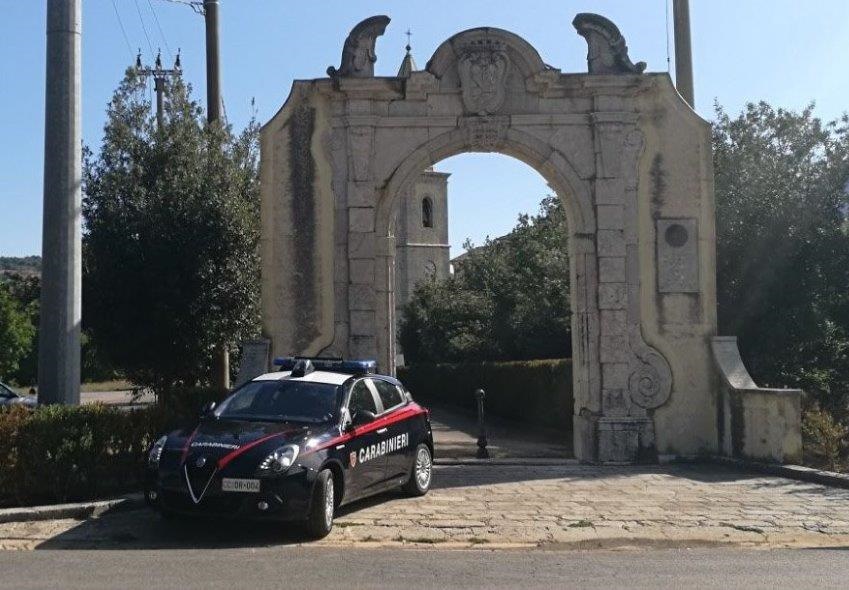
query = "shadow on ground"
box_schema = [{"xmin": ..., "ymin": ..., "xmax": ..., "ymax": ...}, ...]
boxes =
[{"xmin": 426, "ymin": 401, "xmax": 573, "ymax": 459}]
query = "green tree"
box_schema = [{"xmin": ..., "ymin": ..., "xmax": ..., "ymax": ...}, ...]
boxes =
[
  {"xmin": 0, "ymin": 282, "xmax": 35, "ymax": 379},
  {"xmin": 713, "ymin": 101, "xmax": 849, "ymax": 414},
  {"xmin": 399, "ymin": 195, "xmax": 571, "ymax": 363},
  {"xmin": 1, "ymin": 273, "xmax": 39, "ymax": 385},
  {"xmin": 82, "ymin": 70, "xmax": 260, "ymax": 392}
]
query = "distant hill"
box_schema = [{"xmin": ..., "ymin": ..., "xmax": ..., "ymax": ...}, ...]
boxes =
[{"xmin": 0, "ymin": 256, "xmax": 41, "ymax": 278}]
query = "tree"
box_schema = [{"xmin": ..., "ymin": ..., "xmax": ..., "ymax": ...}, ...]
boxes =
[
  {"xmin": 0, "ymin": 282, "xmax": 35, "ymax": 379},
  {"xmin": 82, "ymin": 70, "xmax": 261, "ymax": 392},
  {"xmin": 713, "ymin": 102, "xmax": 849, "ymax": 414},
  {"xmin": 399, "ymin": 195, "xmax": 571, "ymax": 363},
  {"xmin": 1, "ymin": 273, "xmax": 40, "ymax": 385}
]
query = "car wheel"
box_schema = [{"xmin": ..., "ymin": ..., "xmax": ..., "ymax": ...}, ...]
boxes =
[
  {"xmin": 402, "ymin": 444, "xmax": 432, "ymax": 496},
  {"xmin": 304, "ymin": 468, "xmax": 335, "ymax": 539}
]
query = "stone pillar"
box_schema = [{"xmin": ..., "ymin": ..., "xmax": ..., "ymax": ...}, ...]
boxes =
[
  {"xmin": 590, "ymin": 109, "xmax": 665, "ymax": 463},
  {"xmin": 345, "ymin": 119, "xmax": 380, "ymax": 366},
  {"xmin": 39, "ymin": 0, "xmax": 82, "ymax": 405}
]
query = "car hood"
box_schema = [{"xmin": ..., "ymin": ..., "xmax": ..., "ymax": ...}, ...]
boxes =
[{"xmin": 170, "ymin": 419, "xmax": 332, "ymax": 468}]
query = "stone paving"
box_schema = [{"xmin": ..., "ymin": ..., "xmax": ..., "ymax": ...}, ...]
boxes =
[{"xmin": 3, "ymin": 463, "xmax": 849, "ymax": 551}]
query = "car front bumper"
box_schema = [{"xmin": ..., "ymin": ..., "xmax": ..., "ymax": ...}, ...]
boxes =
[{"xmin": 146, "ymin": 467, "xmax": 315, "ymax": 522}]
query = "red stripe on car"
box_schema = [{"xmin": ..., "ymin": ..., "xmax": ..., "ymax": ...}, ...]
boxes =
[
  {"xmin": 180, "ymin": 427, "xmax": 199, "ymax": 465},
  {"xmin": 216, "ymin": 432, "xmax": 287, "ymax": 470},
  {"xmin": 302, "ymin": 403, "xmax": 427, "ymax": 456}
]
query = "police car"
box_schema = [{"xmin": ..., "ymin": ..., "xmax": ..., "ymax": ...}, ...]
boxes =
[{"xmin": 144, "ymin": 358, "xmax": 434, "ymax": 538}]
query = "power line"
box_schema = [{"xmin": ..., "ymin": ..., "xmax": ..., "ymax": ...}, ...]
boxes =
[
  {"xmin": 147, "ymin": 0, "xmax": 173, "ymax": 61},
  {"xmin": 133, "ymin": 0, "xmax": 156, "ymax": 58},
  {"xmin": 110, "ymin": 0, "xmax": 135, "ymax": 60}
]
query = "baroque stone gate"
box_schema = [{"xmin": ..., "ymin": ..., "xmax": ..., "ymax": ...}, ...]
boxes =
[{"xmin": 260, "ymin": 14, "xmax": 802, "ymax": 464}]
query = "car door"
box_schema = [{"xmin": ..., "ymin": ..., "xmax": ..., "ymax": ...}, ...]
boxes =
[
  {"xmin": 345, "ymin": 378, "xmax": 387, "ymax": 498},
  {"xmin": 370, "ymin": 378, "xmax": 415, "ymax": 482}
]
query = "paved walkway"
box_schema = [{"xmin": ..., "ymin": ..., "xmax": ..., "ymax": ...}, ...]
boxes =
[
  {"xmin": 3, "ymin": 464, "xmax": 849, "ymax": 551},
  {"xmin": 427, "ymin": 402, "xmax": 573, "ymax": 458}
]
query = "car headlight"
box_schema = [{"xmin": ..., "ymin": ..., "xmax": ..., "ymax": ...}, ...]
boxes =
[
  {"xmin": 148, "ymin": 435, "xmax": 168, "ymax": 468},
  {"xmin": 258, "ymin": 444, "xmax": 299, "ymax": 474}
]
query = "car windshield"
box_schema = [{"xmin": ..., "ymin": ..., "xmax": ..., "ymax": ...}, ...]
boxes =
[{"xmin": 214, "ymin": 379, "xmax": 341, "ymax": 424}]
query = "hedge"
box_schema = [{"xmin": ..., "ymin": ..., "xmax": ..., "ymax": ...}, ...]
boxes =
[
  {"xmin": 0, "ymin": 387, "xmax": 223, "ymax": 508},
  {"xmin": 398, "ymin": 359, "xmax": 573, "ymax": 432}
]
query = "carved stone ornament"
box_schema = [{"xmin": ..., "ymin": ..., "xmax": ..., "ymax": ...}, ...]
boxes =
[
  {"xmin": 628, "ymin": 326, "xmax": 673, "ymax": 410},
  {"xmin": 458, "ymin": 39, "xmax": 510, "ymax": 115},
  {"xmin": 572, "ymin": 13, "xmax": 646, "ymax": 75},
  {"xmin": 327, "ymin": 15, "xmax": 391, "ymax": 81},
  {"xmin": 461, "ymin": 116, "xmax": 509, "ymax": 152}
]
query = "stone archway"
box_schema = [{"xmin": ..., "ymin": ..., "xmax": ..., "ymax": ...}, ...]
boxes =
[{"xmin": 259, "ymin": 14, "xmax": 801, "ymax": 464}]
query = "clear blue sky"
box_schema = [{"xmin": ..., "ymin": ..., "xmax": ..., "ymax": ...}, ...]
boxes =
[{"xmin": 2, "ymin": 1, "xmax": 848, "ymax": 257}]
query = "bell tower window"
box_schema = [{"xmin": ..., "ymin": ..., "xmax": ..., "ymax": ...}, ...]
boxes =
[{"xmin": 422, "ymin": 196, "xmax": 434, "ymax": 228}]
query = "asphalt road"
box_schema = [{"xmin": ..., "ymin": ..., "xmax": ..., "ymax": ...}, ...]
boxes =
[{"xmin": 1, "ymin": 548, "xmax": 848, "ymax": 589}]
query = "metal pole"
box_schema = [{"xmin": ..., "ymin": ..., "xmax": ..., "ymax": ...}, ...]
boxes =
[
  {"xmin": 475, "ymin": 389, "xmax": 489, "ymax": 459},
  {"xmin": 40, "ymin": 0, "xmax": 82, "ymax": 405},
  {"xmin": 673, "ymin": 0, "xmax": 695, "ymax": 107},
  {"xmin": 204, "ymin": 0, "xmax": 228, "ymax": 392},
  {"xmin": 204, "ymin": 0, "xmax": 221, "ymax": 123}
]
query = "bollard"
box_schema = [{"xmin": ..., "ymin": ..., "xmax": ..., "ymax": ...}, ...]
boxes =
[{"xmin": 474, "ymin": 388, "xmax": 489, "ymax": 458}]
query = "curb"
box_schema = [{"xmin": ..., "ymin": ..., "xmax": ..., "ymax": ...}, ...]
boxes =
[
  {"xmin": 435, "ymin": 457, "xmax": 580, "ymax": 466},
  {"xmin": 0, "ymin": 493, "xmax": 146, "ymax": 525},
  {"xmin": 708, "ymin": 456, "xmax": 849, "ymax": 490}
]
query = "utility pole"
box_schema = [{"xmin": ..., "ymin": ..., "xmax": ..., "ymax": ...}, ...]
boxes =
[
  {"xmin": 673, "ymin": 0, "xmax": 695, "ymax": 108},
  {"xmin": 204, "ymin": 0, "xmax": 228, "ymax": 393},
  {"xmin": 168, "ymin": 0, "xmax": 228, "ymax": 393},
  {"xmin": 205, "ymin": 0, "xmax": 221, "ymax": 123},
  {"xmin": 136, "ymin": 50, "xmax": 182, "ymax": 131},
  {"xmin": 40, "ymin": 0, "xmax": 82, "ymax": 405}
]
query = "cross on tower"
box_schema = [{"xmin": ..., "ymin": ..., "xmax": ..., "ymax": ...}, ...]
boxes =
[{"xmin": 405, "ymin": 28, "xmax": 412, "ymax": 52}]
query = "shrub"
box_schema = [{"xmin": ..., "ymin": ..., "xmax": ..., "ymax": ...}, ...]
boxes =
[
  {"xmin": 0, "ymin": 387, "xmax": 223, "ymax": 507},
  {"xmin": 398, "ymin": 359, "xmax": 573, "ymax": 432},
  {"xmin": 802, "ymin": 406, "xmax": 848, "ymax": 471}
]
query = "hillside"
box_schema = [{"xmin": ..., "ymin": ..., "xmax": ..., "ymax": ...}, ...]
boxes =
[{"xmin": 0, "ymin": 256, "xmax": 41, "ymax": 277}]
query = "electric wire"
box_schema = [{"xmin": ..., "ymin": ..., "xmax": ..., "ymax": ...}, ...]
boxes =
[
  {"xmin": 147, "ymin": 0, "xmax": 174, "ymax": 61},
  {"xmin": 110, "ymin": 0, "xmax": 136, "ymax": 61},
  {"xmin": 134, "ymin": 0, "xmax": 156, "ymax": 59}
]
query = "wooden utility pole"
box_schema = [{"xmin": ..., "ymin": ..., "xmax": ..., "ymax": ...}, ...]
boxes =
[
  {"xmin": 40, "ymin": 0, "xmax": 82, "ymax": 405},
  {"xmin": 169, "ymin": 0, "xmax": 228, "ymax": 393},
  {"xmin": 204, "ymin": 0, "xmax": 221, "ymax": 123},
  {"xmin": 203, "ymin": 0, "xmax": 229, "ymax": 393},
  {"xmin": 136, "ymin": 50, "xmax": 182, "ymax": 131},
  {"xmin": 673, "ymin": 0, "xmax": 695, "ymax": 107}
]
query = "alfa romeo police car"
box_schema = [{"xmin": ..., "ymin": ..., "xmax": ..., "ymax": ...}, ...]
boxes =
[{"xmin": 145, "ymin": 358, "xmax": 434, "ymax": 538}]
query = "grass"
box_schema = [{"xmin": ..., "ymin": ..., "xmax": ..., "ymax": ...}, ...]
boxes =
[{"xmin": 567, "ymin": 519, "xmax": 594, "ymax": 528}]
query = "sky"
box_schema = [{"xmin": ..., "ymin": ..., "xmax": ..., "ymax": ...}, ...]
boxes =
[{"xmin": 2, "ymin": 1, "xmax": 849, "ymax": 257}]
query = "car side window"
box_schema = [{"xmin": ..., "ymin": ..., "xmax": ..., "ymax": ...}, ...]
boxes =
[
  {"xmin": 348, "ymin": 380, "xmax": 378, "ymax": 415},
  {"xmin": 371, "ymin": 379, "xmax": 404, "ymax": 413}
]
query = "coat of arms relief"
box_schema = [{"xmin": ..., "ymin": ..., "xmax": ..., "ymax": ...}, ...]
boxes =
[{"xmin": 457, "ymin": 39, "xmax": 510, "ymax": 115}]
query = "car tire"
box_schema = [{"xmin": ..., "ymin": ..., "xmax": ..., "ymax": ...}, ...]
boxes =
[
  {"xmin": 402, "ymin": 444, "xmax": 433, "ymax": 497},
  {"xmin": 304, "ymin": 468, "xmax": 335, "ymax": 539}
]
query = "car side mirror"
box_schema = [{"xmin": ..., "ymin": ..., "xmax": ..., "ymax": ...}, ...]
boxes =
[
  {"xmin": 200, "ymin": 401, "xmax": 217, "ymax": 418},
  {"xmin": 351, "ymin": 409, "xmax": 376, "ymax": 427}
]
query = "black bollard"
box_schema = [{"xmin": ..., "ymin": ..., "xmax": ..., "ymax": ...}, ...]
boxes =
[{"xmin": 474, "ymin": 388, "xmax": 489, "ymax": 458}]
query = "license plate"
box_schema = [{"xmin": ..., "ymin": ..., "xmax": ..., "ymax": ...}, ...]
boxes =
[{"xmin": 221, "ymin": 478, "xmax": 261, "ymax": 493}]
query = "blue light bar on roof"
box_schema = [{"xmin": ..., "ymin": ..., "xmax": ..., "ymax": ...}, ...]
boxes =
[{"xmin": 272, "ymin": 357, "xmax": 376, "ymax": 375}]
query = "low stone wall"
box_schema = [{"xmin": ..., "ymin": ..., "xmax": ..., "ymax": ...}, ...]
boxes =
[{"xmin": 397, "ymin": 359, "xmax": 573, "ymax": 432}]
